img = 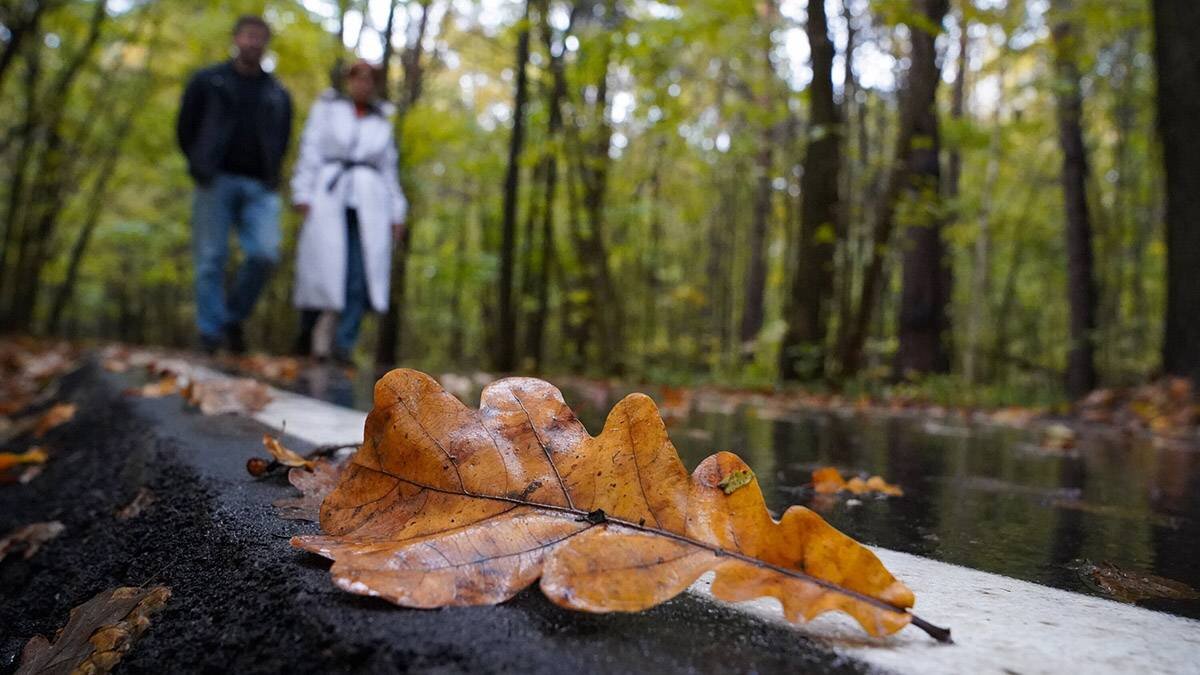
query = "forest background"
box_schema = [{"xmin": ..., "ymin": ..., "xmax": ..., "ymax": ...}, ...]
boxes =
[{"xmin": 2, "ymin": 0, "xmax": 1198, "ymax": 408}]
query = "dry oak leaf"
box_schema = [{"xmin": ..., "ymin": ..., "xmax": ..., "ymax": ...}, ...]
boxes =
[
  {"xmin": 115, "ymin": 487, "xmax": 156, "ymax": 521},
  {"xmin": 0, "ymin": 521, "xmax": 64, "ymax": 562},
  {"xmin": 1080, "ymin": 560, "xmax": 1200, "ymax": 604},
  {"xmin": 33, "ymin": 403, "xmax": 76, "ymax": 438},
  {"xmin": 17, "ymin": 585, "xmax": 170, "ymax": 675},
  {"xmin": 274, "ymin": 458, "xmax": 346, "ymax": 521},
  {"xmin": 294, "ymin": 369, "xmax": 947, "ymax": 641},
  {"xmin": 186, "ymin": 377, "xmax": 271, "ymax": 416},
  {"xmin": 812, "ymin": 467, "xmax": 904, "ymax": 497},
  {"xmin": 126, "ymin": 375, "xmax": 180, "ymax": 398},
  {"xmin": 263, "ymin": 434, "xmax": 314, "ymax": 470},
  {"xmin": 0, "ymin": 447, "xmax": 48, "ymax": 473}
]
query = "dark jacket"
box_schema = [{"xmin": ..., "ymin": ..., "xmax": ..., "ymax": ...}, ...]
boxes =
[{"xmin": 176, "ymin": 61, "xmax": 293, "ymax": 188}]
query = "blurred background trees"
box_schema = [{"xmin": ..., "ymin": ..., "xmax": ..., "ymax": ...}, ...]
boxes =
[{"xmin": 0, "ymin": 0, "xmax": 1194, "ymax": 402}]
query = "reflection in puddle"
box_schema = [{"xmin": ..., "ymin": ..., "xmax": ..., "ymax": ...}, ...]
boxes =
[{"xmin": 292, "ymin": 367, "xmax": 1200, "ymax": 620}]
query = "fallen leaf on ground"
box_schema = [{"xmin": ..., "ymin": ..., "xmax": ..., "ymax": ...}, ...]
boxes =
[
  {"xmin": 102, "ymin": 358, "xmax": 130, "ymax": 373},
  {"xmin": 1040, "ymin": 423, "xmax": 1077, "ymax": 450},
  {"xmin": 34, "ymin": 403, "xmax": 76, "ymax": 438},
  {"xmin": 274, "ymin": 459, "xmax": 345, "ymax": 521},
  {"xmin": 186, "ymin": 377, "xmax": 271, "ymax": 416},
  {"xmin": 0, "ymin": 447, "xmax": 48, "ymax": 473},
  {"xmin": 17, "ymin": 585, "xmax": 170, "ymax": 675},
  {"xmin": 0, "ymin": 414, "xmax": 39, "ymax": 446},
  {"xmin": 115, "ymin": 488, "xmax": 156, "ymax": 520},
  {"xmin": 229, "ymin": 354, "xmax": 301, "ymax": 383},
  {"xmin": 812, "ymin": 467, "xmax": 904, "ymax": 497},
  {"xmin": 0, "ymin": 521, "xmax": 64, "ymax": 562},
  {"xmin": 1077, "ymin": 560, "xmax": 1200, "ymax": 604},
  {"xmin": 989, "ymin": 406, "xmax": 1040, "ymax": 427},
  {"xmin": 126, "ymin": 375, "xmax": 180, "ymax": 398},
  {"xmin": 294, "ymin": 369, "xmax": 946, "ymax": 641},
  {"xmin": 262, "ymin": 434, "xmax": 313, "ymax": 470}
]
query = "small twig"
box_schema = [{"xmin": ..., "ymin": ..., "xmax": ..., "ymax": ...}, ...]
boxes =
[
  {"xmin": 247, "ymin": 441, "xmax": 361, "ymax": 478},
  {"xmin": 137, "ymin": 561, "xmax": 174, "ymax": 588}
]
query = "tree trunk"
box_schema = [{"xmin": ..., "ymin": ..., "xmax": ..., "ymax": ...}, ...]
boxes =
[
  {"xmin": 834, "ymin": 0, "xmax": 859, "ymax": 375},
  {"xmin": 379, "ymin": 0, "xmax": 399, "ymax": 86},
  {"xmin": 0, "ymin": 55, "xmax": 41, "ymax": 329},
  {"xmin": 495, "ymin": 1, "xmax": 533, "ymax": 372},
  {"xmin": 779, "ymin": 0, "xmax": 840, "ymax": 380},
  {"xmin": 563, "ymin": 18, "xmax": 623, "ymax": 373},
  {"xmin": 46, "ymin": 100, "xmax": 141, "ymax": 334},
  {"xmin": 0, "ymin": 0, "xmax": 48, "ymax": 99},
  {"xmin": 523, "ymin": 1, "xmax": 573, "ymax": 370},
  {"xmin": 739, "ymin": 0, "xmax": 779, "ymax": 349},
  {"xmin": 375, "ymin": 0, "xmax": 432, "ymax": 366},
  {"xmin": 1051, "ymin": 0, "xmax": 1098, "ymax": 397},
  {"xmin": 841, "ymin": 0, "xmax": 950, "ymax": 376},
  {"xmin": 895, "ymin": 0, "xmax": 952, "ymax": 377},
  {"xmin": 1153, "ymin": 0, "xmax": 1200, "ymax": 384},
  {"xmin": 946, "ymin": 16, "xmax": 968, "ymax": 203}
]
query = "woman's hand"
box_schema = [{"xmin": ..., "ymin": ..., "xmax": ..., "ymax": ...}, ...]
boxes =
[
  {"xmin": 392, "ymin": 222, "xmax": 406, "ymax": 243},
  {"xmin": 294, "ymin": 203, "xmax": 311, "ymax": 217}
]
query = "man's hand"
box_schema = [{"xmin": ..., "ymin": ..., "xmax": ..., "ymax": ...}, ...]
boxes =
[
  {"xmin": 294, "ymin": 203, "xmax": 310, "ymax": 217},
  {"xmin": 392, "ymin": 222, "xmax": 406, "ymax": 243}
]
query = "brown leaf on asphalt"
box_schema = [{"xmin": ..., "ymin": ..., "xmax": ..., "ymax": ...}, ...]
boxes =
[
  {"xmin": 812, "ymin": 467, "xmax": 904, "ymax": 497},
  {"xmin": 16, "ymin": 464, "xmax": 44, "ymax": 484},
  {"xmin": 0, "ymin": 414, "xmax": 40, "ymax": 446},
  {"xmin": 126, "ymin": 375, "xmax": 180, "ymax": 398},
  {"xmin": 274, "ymin": 459, "xmax": 346, "ymax": 522},
  {"xmin": 115, "ymin": 488, "xmax": 156, "ymax": 520},
  {"xmin": 186, "ymin": 378, "xmax": 271, "ymax": 416},
  {"xmin": 0, "ymin": 447, "xmax": 48, "ymax": 473},
  {"xmin": 229, "ymin": 354, "xmax": 301, "ymax": 383},
  {"xmin": 33, "ymin": 403, "xmax": 76, "ymax": 438},
  {"xmin": 263, "ymin": 434, "xmax": 313, "ymax": 470},
  {"xmin": 17, "ymin": 585, "xmax": 170, "ymax": 675},
  {"xmin": 0, "ymin": 521, "xmax": 64, "ymax": 562},
  {"xmin": 1079, "ymin": 560, "xmax": 1200, "ymax": 604},
  {"xmin": 0, "ymin": 341, "xmax": 78, "ymax": 417},
  {"xmin": 101, "ymin": 358, "xmax": 130, "ymax": 373},
  {"xmin": 294, "ymin": 369, "xmax": 947, "ymax": 641}
]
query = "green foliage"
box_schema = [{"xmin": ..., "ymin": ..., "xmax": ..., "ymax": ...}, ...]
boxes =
[{"xmin": 0, "ymin": 0, "xmax": 1172, "ymax": 407}]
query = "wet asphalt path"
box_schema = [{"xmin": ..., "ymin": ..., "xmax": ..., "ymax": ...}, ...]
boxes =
[{"xmin": 0, "ymin": 363, "xmax": 870, "ymax": 674}]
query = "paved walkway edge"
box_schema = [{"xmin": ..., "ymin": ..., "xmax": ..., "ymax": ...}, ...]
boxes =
[{"xmin": 250, "ymin": 377, "xmax": 1200, "ymax": 675}]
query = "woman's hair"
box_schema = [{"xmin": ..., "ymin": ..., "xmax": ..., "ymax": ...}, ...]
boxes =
[{"xmin": 345, "ymin": 59, "xmax": 379, "ymax": 80}]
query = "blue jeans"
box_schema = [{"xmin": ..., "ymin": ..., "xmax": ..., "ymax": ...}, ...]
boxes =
[
  {"xmin": 298, "ymin": 209, "xmax": 369, "ymax": 355},
  {"xmin": 191, "ymin": 173, "xmax": 281, "ymax": 339},
  {"xmin": 336, "ymin": 210, "xmax": 369, "ymax": 353}
]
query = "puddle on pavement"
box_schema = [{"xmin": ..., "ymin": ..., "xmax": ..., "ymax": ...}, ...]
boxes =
[{"xmin": 293, "ymin": 366, "xmax": 1200, "ymax": 620}]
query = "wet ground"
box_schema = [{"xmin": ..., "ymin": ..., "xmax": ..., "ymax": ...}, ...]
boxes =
[
  {"xmin": 294, "ymin": 365, "xmax": 1200, "ymax": 621},
  {"xmin": 0, "ymin": 363, "xmax": 872, "ymax": 674}
]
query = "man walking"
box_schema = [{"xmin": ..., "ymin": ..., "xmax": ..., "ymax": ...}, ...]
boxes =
[{"xmin": 177, "ymin": 15, "xmax": 293, "ymax": 353}]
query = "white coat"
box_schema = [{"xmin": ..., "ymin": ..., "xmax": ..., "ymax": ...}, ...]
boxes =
[{"xmin": 290, "ymin": 89, "xmax": 407, "ymax": 313}]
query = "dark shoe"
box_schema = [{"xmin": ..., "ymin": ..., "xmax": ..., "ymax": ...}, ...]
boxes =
[
  {"xmin": 199, "ymin": 333, "xmax": 222, "ymax": 355},
  {"xmin": 225, "ymin": 322, "xmax": 246, "ymax": 355},
  {"xmin": 292, "ymin": 331, "xmax": 313, "ymax": 357}
]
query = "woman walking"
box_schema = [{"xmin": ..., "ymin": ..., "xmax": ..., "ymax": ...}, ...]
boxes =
[{"xmin": 291, "ymin": 59, "xmax": 407, "ymax": 364}]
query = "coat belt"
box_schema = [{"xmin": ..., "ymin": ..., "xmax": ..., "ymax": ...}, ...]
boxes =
[{"xmin": 325, "ymin": 159, "xmax": 378, "ymax": 192}]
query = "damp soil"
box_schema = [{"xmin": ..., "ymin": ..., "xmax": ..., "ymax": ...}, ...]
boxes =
[{"xmin": 0, "ymin": 363, "xmax": 871, "ymax": 675}]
